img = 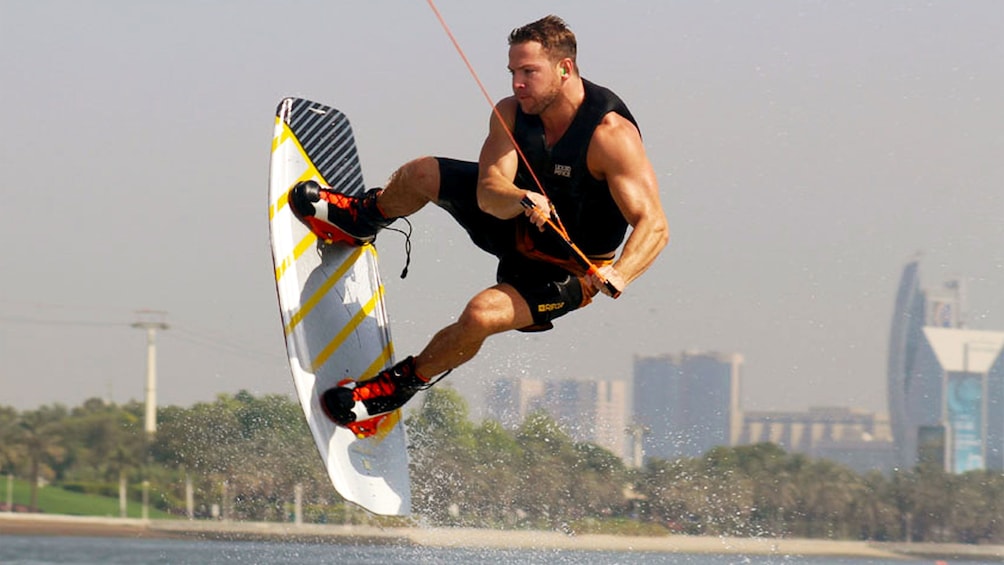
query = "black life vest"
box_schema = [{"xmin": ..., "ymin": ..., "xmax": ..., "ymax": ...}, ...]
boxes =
[{"xmin": 513, "ymin": 79, "xmax": 639, "ymax": 266}]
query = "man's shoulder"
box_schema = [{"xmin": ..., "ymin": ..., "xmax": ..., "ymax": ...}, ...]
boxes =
[
  {"xmin": 494, "ymin": 96, "xmax": 520, "ymax": 117},
  {"xmin": 586, "ymin": 111, "xmax": 646, "ymax": 177},
  {"xmin": 495, "ymin": 95, "xmax": 518, "ymax": 110},
  {"xmin": 493, "ymin": 96, "xmax": 520, "ymax": 127},
  {"xmin": 593, "ymin": 112, "xmax": 641, "ymax": 146}
]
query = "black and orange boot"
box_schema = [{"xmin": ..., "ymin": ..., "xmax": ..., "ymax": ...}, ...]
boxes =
[
  {"xmin": 319, "ymin": 356, "xmax": 429, "ymax": 429},
  {"xmin": 288, "ymin": 180, "xmax": 393, "ymax": 245}
]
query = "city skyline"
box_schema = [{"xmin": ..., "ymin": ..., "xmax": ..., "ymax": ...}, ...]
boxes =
[
  {"xmin": 472, "ymin": 353, "xmax": 899, "ymax": 472},
  {"xmin": 3, "ymin": 2, "xmax": 1003, "ymax": 416},
  {"xmin": 2, "ymin": 255, "xmax": 998, "ymax": 423}
]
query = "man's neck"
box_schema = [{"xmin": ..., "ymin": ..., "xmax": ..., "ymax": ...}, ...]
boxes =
[{"xmin": 540, "ymin": 77, "xmax": 585, "ymax": 146}]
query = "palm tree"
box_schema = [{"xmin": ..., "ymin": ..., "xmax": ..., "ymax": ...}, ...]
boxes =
[
  {"xmin": 0, "ymin": 407, "xmax": 24, "ymax": 510},
  {"xmin": 0, "ymin": 407, "xmax": 21, "ymax": 468},
  {"xmin": 18, "ymin": 405, "xmax": 68, "ymax": 511}
]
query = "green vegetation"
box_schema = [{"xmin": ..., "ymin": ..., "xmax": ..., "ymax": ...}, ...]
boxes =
[
  {"xmin": 2, "ymin": 390, "xmax": 1003, "ymax": 544},
  {"xmin": 4, "ymin": 476, "xmax": 172, "ymax": 519}
]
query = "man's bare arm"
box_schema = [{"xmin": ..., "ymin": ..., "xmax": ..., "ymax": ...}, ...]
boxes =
[
  {"xmin": 588, "ymin": 113, "xmax": 669, "ymax": 293},
  {"xmin": 475, "ymin": 98, "xmax": 551, "ymax": 223}
]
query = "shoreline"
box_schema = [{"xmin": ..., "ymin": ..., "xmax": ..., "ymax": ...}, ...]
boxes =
[{"xmin": 2, "ymin": 513, "xmax": 1002, "ymax": 561}]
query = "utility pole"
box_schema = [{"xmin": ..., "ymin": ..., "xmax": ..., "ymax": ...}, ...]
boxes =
[
  {"xmin": 132, "ymin": 310, "xmax": 167, "ymax": 522},
  {"xmin": 132, "ymin": 311, "xmax": 168, "ymax": 435}
]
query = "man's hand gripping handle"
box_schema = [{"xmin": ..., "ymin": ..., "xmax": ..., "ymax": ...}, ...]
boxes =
[{"xmin": 519, "ymin": 195, "xmax": 621, "ymax": 298}]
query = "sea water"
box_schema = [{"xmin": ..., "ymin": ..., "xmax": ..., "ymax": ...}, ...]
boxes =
[{"xmin": 0, "ymin": 535, "xmax": 994, "ymax": 565}]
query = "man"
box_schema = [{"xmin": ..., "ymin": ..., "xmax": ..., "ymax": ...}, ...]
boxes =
[{"xmin": 289, "ymin": 15, "xmax": 669, "ymax": 429}]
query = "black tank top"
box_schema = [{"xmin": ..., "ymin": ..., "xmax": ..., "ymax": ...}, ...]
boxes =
[{"xmin": 513, "ymin": 78, "xmax": 639, "ymax": 258}]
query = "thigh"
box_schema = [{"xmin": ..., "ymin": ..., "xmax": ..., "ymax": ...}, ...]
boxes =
[{"xmin": 461, "ymin": 283, "xmax": 536, "ymax": 334}]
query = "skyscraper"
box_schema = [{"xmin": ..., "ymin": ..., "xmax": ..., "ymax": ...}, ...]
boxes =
[
  {"xmin": 486, "ymin": 377, "xmax": 630, "ymax": 460},
  {"xmin": 543, "ymin": 379, "xmax": 629, "ymax": 459},
  {"xmin": 917, "ymin": 327, "xmax": 1004, "ymax": 472},
  {"xmin": 486, "ymin": 377, "xmax": 546, "ymax": 429},
  {"xmin": 888, "ymin": 259, "xmax": 927, "ymax": 470},
  {"xmin": 633, "ymin": 351, "xmax": 742, "ymax": 461},
  {"xmin": 887, "ymin": 258, "xmax": 1004, "ymax": 471}
]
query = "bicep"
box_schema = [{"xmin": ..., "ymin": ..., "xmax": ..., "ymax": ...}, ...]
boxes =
[
  {"xmin": 592, "ymin": 117, "xmax": 662, "ymax": 227},
  {"xmin": 476, "ymin": 99, "xmax": 525, "ymax": 218},
  {"xmin": 477, "ymin": 101, "xmax": 519, "ymax": 185}
]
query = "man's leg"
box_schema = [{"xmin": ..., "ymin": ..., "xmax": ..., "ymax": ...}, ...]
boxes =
[
  {"xmin": 288, "ymin": 156, "xmax": 443, "ymax": 243},
  {"xmin": 320, "ymin": 283, "xmax": 532, "ymax": 428},
  {"xmin": 414, "ymin": 283, "xmax": 534, "ymax": 378},
  {"xmin": 375, "ymin": 156, "xmax": 442, "ymax": 218}
]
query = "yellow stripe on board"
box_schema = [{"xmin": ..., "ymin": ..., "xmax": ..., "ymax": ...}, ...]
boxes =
[
  {"xmin": 283, "ymin": 245, "xmax": 367, "ymax": 337},
  {"xmin": 273, "ymin": 160, "xmax": 345, "ymax": 283},
  {"xmin": 273, "ymin": 231, "xmax": 318, "ymax": 283},
  {"xmin": 360, "ymin": 341, "xmax": 396, "ymax": 383},
  {"xmin": 268, "ymin": 190, "xmax": 290, "ymax": 223},
  {"xmin": 269, "ymin": 165, "xmax": 324, "ymax": 223},
  {"xmin": 269, "ymin": 116, "xmax": 340, "ymax": 284},
  {"xmin": 310, "ymin": 284, "xmax": 386, "ymax": 372},
  {"xmin": 268, "ymin": 119, "xmax": 325, "ymax": 221},
  {"xmin": 270, "ymin": 115, "xmax": 293, "ymax": 153}
]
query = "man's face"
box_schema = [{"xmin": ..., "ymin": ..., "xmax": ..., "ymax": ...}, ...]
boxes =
[{"xmin": 508, "ymin": 41, "xmax": 562, "ymax": 115}]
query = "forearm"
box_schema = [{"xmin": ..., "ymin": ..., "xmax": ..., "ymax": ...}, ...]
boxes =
[
  {"xmin": 612, "ymin": 214, "xmax": 670, "ymax": 285},
  {"xmin": 476, "ymin": 173, "xmax": 526, "ymax": 219}
]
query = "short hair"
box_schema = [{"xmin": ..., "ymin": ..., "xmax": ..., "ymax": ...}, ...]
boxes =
[{"xmin": 508, "ymin": 15, "xmax": 577, "ymax": 63}]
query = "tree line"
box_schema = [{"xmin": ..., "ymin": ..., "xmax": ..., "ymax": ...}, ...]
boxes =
[{"xmin": 2, "ymin": 388, "xmax": 1002, "ymax": 543}]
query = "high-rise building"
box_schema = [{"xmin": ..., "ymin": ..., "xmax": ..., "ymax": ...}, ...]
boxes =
[
  {"xmin": 486, "ymin": 378, "xmax": 546, "ymax": 429},
  {"xmin": 486, "ymin": 377, "xmax": 630, "ymax": 460},
  {"xmin": 632, "ymin": 351, "xmax": 742, "ymax": 461},
  {"xmin": 887, "ymin": 259, "xmax": 931, "ymax": 470},
  {"xmin": 543, "ymin": 379, "xmax": 629, "ymax": 459},
  {"xmin": 887, "ymin": 259, "xmax": 1004, "ymax": 472},
  {"xmin": 914, "ymin": 327, "xmax": 1004, "ymax": 472}
]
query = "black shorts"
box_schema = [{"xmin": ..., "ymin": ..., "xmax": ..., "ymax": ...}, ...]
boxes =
[{"xmin": 435, "ymin": 157, "xmax": 588, "ymax": 330}]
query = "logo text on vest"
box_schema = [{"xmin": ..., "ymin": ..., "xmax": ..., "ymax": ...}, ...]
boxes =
[{"xmin": 553, "ymin": 164, "xmax": 572, "ymax": 178}]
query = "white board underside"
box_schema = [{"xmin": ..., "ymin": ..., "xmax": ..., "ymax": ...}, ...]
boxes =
[{"xmin": 267, "ymin": 98, "xmax": 410, "ymax": 516}]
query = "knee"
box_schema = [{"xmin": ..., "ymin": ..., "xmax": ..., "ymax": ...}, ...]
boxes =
[
  {"xmin": 392, "ymin": 156, "xmax": 440, "ymax": 195},
  {"xmin": 457, "ymin": 294, "xmax": 502, "ymax": 336}
]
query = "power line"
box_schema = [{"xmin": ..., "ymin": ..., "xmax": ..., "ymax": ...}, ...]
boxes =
[
  {"xmin": 0, "ymin": 315, "xmax": 128, "ymax": 328},
  {"xmin": 0, "ymin": 298, "xmax": 138, "ymax": 315},
  {"xmin": 165, "ymin": 327, "xmax": 285, "ymax": 363},
  {"xmin": 1, "ymin": 307, "xmax": 284, "ymax": 364},
  {"xmin": 1, "ymin": 311, "xmax": 285, "ymax": 365}
]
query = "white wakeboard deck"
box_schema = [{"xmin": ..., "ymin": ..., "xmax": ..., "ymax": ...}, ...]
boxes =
[{"xmin": 267, "ymin": 97, "xmax": 410, "ymax": 516}]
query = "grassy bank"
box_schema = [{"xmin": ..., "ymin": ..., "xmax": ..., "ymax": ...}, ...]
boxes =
[{"xmin": 3, "ymin": 477, "xmax": 173, "ymax": 519}]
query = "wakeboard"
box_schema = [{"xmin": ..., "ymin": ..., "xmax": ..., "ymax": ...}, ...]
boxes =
[{"xmin": 267, "ymin": 97, "xmax": 410, "ymax": 516}]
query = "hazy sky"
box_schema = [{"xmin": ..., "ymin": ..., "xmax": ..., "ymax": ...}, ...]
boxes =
[{"xmin": 2, "ymin": 1, "xmax": 1002, "ymax": 418}]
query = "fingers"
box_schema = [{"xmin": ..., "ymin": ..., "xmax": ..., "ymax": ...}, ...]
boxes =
[
  {"xmin": 521, "ymin": 192, "xmax": 553, "ymax": 229},
  {"xmin": 527, "ymin": 205, "xmax": 550, "ymax": 229},
  {"xmin": 591, "ymin": 265, "xmax": 625, "ymax": 298}
]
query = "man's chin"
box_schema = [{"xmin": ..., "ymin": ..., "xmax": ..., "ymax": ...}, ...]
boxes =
[{"xmin": 519, "ymin": 101, "xmax": 542, "ymax": 115}]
